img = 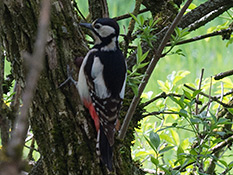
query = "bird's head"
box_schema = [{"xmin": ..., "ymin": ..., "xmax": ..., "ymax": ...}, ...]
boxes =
[{"xmin": 80, "ymin": 18, "xmax": 120, "ymax": 50}]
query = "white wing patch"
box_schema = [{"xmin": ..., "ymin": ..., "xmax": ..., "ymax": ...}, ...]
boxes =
[
  {"xmin": 119, "ymin": 72, "xmax": 127, "ymax": 99},
  {"xmin": 91, "ymin": 56, "xmax": 111, "ymax": 99},
  {"xmin": 77, "ymin": 49, "xmax": 97, "ymax": 102}
]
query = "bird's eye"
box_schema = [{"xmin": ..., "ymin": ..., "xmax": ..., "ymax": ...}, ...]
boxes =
[{"xmin": 94, "ymin": 24, "xmax": 101, "ymax": 29}]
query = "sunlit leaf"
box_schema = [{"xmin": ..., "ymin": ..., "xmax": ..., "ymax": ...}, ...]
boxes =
[
  {"xmin": 177, "ymin": 145, "xmax": 184, "ymax": 165},
  {"xmin": 129, "ymin": 13, "xmax": 139, "ymax": 24},
  {"xmin": 159, "ymin": 146, "xmax": 175, "ymax": 154},
  {"xmin": 179, "ymin": 109, "xmax": 188, "ymax": 118},
  {"xmin": 183, "ymin": 89, "xmax": 192, "ymax": 100},
  {"xmin": 149, "ymin": 131, "xmax": 160, "ymax": 150},
  {"xmin": 192, "ymin": 89, "xmax": 202, "ymax": 98},
  {"xmin": 171, "ymin": 130, "xmax": 180, "ymax": 145},
  {"xmin": 151, "ymin": 156, "xmax": 159, "ymax": 166}
]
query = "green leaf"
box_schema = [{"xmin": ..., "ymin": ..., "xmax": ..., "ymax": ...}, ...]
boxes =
[
  {"xmin": 170, "ymin": 96, "xmax": 184, "ymax": 109},
  {"xmin": 192, "ymin": 89, "xmax": 202, "ymax": 98},
  {"xmin": 227, "ymin": 108, "xmax": 233, "ymax": 115},
  {"xmin": 179, "ymin": 109, "xmax": 189, "ymax": 118},
  {"xmin": 216, "ymin": 131, "xmax": 226, "ymax": 137},
  {"xmin": 137, "ymin": 62, "xmax": 149, "ymax": 69},
  {"xmin": 137, "ymin": 44, "xmax": 142, "ymax": 61},
  {"xmin": 144, "ymin": 135, "xmax": 156, "ymax": 153},
  {"xmin": 217, "ymin": 118, "xmax": 230, "ymax": 124},
  {"xmin": 151, "ymin": 156, "xmax": 159, "ymax": 166},
  {"xmin": 139, "ymin": 50, "xmax": 149, "ymax": 63},
  {"xmin": 175, "ymin": 49, "xmax": 185, "ymax": 56},
  {"xmin": 157, "ymin": 80, "xmax": 169, "ymax": 92},
  {"xmin": 132, "ymin": 86, "xmax": 138, "ymax": 96},
  {"xmin": 159, "ymin": 146, "xmax": 175, "ymax": 154},
  {"xmin": 171, "ymin": 130, "xmax": 180, "ymax": 145},
  {"xmin": 228, "ymin": 161, "xmax": 233, "ymax": 168},
  {"xmin": 160, "ymin": 133, "xmax": 175, "ymax": 144},
  {"xmin": 226, "ymin": 37, "xmax": 233, "ymax": 47},
  {"xmin": 218, "ymin": 159, "xmax": 228, "ymax": 167},
  {"xmin": 149, "ymin": 131, "xmax": 160, "ymax": 150},
  {"xmin": 129, "ymin": 13, "xmax": 139, "ymax": 24},
  {"xmin": 190, "ymin": 118, "xmax": 201, "ymax": 124},
  {"xmin": 183, "ymin": 89, "xmax": 192, "ymax": 100},
  {"xmin": 135, "ymin": 151, "xmax": 149, "ymax": 157},
  {"xmin": 177, "ymin": 145, "xmax": 185, "ymax": 164}
]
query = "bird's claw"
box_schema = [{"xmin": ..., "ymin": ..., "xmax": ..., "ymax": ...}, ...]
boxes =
[{"xmin": 59, "ymin": 65, "xmax": 78, "ymax": 88}]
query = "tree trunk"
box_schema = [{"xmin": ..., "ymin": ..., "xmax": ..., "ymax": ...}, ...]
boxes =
[{"xmin": 0, "ymin": 0, "xmax": 143, "ymax": 174}]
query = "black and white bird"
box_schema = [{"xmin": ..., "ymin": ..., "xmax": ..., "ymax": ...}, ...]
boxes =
[{"xmin": 78, "ymin": 18, "xmax": 127, "ymax": 171}]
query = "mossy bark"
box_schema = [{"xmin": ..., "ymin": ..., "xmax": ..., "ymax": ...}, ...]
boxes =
[{"xmin": 0, "ymin": 0, "xmax": 144, "ymax": 174}]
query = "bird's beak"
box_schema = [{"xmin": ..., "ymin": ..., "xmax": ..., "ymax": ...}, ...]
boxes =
[{"xmin": 79, "ymin": 23, "xmax": 94, "ymax": 31}]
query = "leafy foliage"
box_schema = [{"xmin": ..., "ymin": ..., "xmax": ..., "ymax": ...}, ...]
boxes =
[
  {"xmin": 127, "ymin": 44, "xmax": 149, "ymax": 95},
  {"xmin": 132, "ymin": 71, "xmax": 233, "ymax": 174},
  {"xmin": 130, "ymin": 14, "xmax": 158, "ymax": 48}
]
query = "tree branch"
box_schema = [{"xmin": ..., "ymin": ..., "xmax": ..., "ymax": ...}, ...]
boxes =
[
  {"xmin": 166, "ymin": 28, "xmax": 233, "ymax": 47},
  {"xmin": 113, "ymin": 8, "xmax": 149, "ymax": 21},
  {"xmin": 214, "ymin": 69, "xmax": 233, "ymax": 80},
  {"xmin": 210, "ymin": 135, "xmax": 233, "ymax": 154},
  {"xmin": 196, "ymin": 69, "xmax": 204, "ymax": 115},
  {"xmin": 179, "ymin": 0, "xmax": 233, "ymax": 31},
  {"xmin": 88, "ymin": 0, "xmax": 109, "ymax": 19},
  {"xmin": 143, "ymin": 111, "xmax": 179, "ymax": 118},
  {"xmin": 7, "ymin": 0, "xmax": 51, "ymax": 159},
  {"xmin": 118, "ymin": 0, "xmax": 193, "ymax": 140},
  {"xmin": 0, "ymin": 45, "xmax": 10, "ymax": 147},
  {"xmin": 0, "ymin": 1, "xmax": 51, "ymax": 174},
  {"xmin": 123, "ymin": 0, "xmax": 143, "ymax": 56},
  {"xmin": 73, "ymin": 0, "xmax": 86, "ymax": 20},
  {"xmin": 189, "ymin": 5, "xmax": 233, "ymax": 31},
  {"xmin": 0, "ymin": 45, "xmax": 3, "ymax": 103}
]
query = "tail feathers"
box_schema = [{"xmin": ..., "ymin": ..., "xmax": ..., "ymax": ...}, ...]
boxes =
[{"xmin": 96, "ymin": 126, "xmax": 113, "ymax": 171}]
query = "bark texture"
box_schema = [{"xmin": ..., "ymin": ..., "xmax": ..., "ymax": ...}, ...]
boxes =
[{"xmin": 0, "ymin": 0, "xmax": 143, "ymax": 174}]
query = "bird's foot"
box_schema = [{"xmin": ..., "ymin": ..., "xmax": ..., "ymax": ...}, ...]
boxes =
[{"xmin": 59, "ymin": 65, "xmax": 78, "ymax": 88}]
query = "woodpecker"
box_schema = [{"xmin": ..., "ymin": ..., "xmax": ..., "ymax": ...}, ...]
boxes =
[{"xmin": 78, "ymin": 18, "xmax": 127, "ymax": 171}]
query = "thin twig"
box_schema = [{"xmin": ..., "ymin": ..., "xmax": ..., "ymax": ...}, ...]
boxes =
[
  {"xmin": 184, "ymin": 84, "xmax": 231, "ymax": 108},
  {"xmin": 113, "ymin": 8, "xmax": 149, "ymax": 21},
  {"xmin": 101, "ymin": 0, "xmax": 109, "ymax": 18},
  {"xmin": 179, "ymin": 0, "xmax": 233, "ymax": 31},
  {"xmin": 123, "ymin": 0, "xmax": 143, "ymax": 56},
  {"xmin": 196, "ymin": 68, "xmax": 204, "ymax": 115},
  {"xmin": 166, "ymin": 28, "xmax": 233, "ymax": 46},
  {"xmin": 118, "ymin": 0, "xmax": 193, "ymax": 140},
  {"xmin": 143, "ymin": 111, "xmax": 179, "ymax": 118},
  {"xmin": 6, "ymin": 0, "xmax": 51, "ymax": 162},
  {"xmin": 188, "ymin": 5, "xmax": 233, "ymax": 31},
  {"xmin": 216, "ymin": 82, "xmax": 224, "ymax": 116},
  {"xmin": 143, "ymin": 92, "xmax": 177, "ymax": 107},
  {"xmin": 210, "ymin": 135, "xmax": 233, "ymax": 153},
  {"xmin": 214, "ymin": 69, "xmax": 233, "ymax": 80},
  {"xmin": 73, "ymin": 0, "xmax": 86, "ymax": 20}
]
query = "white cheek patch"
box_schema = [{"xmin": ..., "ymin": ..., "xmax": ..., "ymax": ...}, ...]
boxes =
[{"xmin": 97, "ymin": 25, "xmax": 115, "ymax": 38}]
